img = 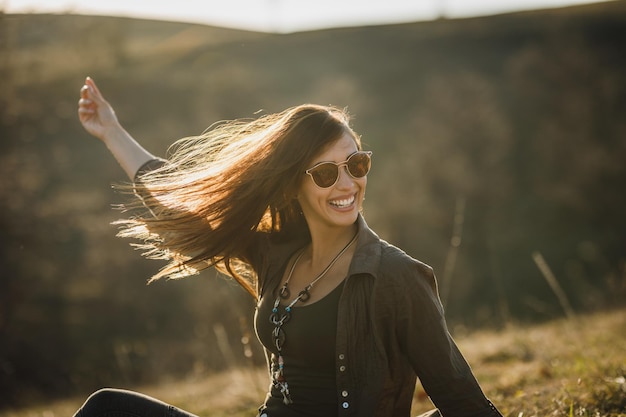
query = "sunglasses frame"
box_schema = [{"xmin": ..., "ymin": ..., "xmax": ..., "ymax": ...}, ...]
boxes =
[{"xmin": 305, "ymin": 151, "xmax": 373, "ymax": 189}]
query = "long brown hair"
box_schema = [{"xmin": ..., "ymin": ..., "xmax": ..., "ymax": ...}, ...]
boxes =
[{"xmin": 116, "ymin": 104, "xmax": 362, "ymax": 298}]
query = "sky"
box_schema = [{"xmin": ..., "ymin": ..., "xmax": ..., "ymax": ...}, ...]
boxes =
[{"xmin": 3, "ymin": 0, "xmax": 613, "ymax": 33}]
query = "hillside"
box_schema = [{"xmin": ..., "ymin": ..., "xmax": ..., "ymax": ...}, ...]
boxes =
[
  {"xmin": 1, "ymin": 309, "xmax": 624, "ymax": 416},
  {"xmin": 1, "ymin": 1, "xmax": 626, "ymax": 407}
]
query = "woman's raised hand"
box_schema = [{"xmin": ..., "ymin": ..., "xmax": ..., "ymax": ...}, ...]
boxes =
[
  {"xmin": 76, "ymin": 77, "xmax": 157, "ymax": 179},
  {"xmin": 78, "ymin": 77, "xmax": 122, "ymax": 142}
]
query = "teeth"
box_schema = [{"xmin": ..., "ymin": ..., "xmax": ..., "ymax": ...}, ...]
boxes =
[{"xmin": 330, "ymin": 196, "xmax": 355, "ymax": 208}]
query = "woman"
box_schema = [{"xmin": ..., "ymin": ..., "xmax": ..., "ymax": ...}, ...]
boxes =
[{"xmin": 75, "ymin": 77, "xmax": 502, "ymax": 417}]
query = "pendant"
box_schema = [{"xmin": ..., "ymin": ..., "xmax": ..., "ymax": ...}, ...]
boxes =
[
  {"xmin": 269, "ymin": 311, "xmax": 290, "ymax": 326},
  {"xmin": 272, "ymin": 326, "xmax": 285, "ymax": 350},
  {"xmin": 297, "ymin": 288, "xmax": 311, "ymax": 302},
  {"xmin": 279, "ymin": 285, "xmax": 290, "ymax": 299},
  {"xmin": 280, "ymin": 385, "xmax": 293, "ymax": 405},
  {"xmin": 272, "ymin": 354, "xmax": 293, "ymax": 404}
]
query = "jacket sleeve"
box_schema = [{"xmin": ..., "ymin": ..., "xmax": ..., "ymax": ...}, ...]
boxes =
[
  {"xmin": 133, "ymin": 158, "xmax": 168, "ymax": 182},
  {"xmin": 395, "ymin": 259, "xmax": 502, "ymax": 417}
]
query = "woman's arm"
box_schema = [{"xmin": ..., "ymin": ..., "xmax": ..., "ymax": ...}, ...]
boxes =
[
  {"xmin": 77, "ymin": 77, "xmax": 157, "ymax": 179},
  {"xmin": 397, "ymin": 261, "xmax": 503, "ymax": 416}
]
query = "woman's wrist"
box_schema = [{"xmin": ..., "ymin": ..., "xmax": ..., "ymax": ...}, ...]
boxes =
[{"xmin": 100, "ymin": 121, "xmax": 128, "ymax": 146}]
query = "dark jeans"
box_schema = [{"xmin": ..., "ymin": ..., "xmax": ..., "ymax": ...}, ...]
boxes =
[
  {"xmin": 75, "ymin": 387, "xmax": 443, "ymax": 417},
  {"xmin": 74, "ymin": 388, "xmax": 198, "ymax": 417}
]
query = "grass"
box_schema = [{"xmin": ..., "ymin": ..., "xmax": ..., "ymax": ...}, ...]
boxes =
[
  {"xmin": 437, "ymin": 308, "xmax": 626, "ymax": 417},
  {"xmin": 1, "ymin": 309, "xmax": 624, "ymax": 417}
]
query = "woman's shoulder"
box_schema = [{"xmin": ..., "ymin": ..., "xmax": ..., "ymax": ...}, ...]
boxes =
[
  {"xmin": 354, "ymin": 216, "xmax": 435, "ymax": 289},
  {"xmin": 378, "ymin": 239, "xmax": 433, "ymax": 274},
  {"xmin": 376, "ymin": 239, "xmax": 437, "ymax": 292}
]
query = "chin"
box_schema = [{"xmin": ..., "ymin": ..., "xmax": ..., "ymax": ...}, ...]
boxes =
[{"xmin": 330, "ymin": 209, "xmax": 359, "ymax": 227}]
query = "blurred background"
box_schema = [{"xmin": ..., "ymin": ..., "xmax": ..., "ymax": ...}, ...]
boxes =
[{"xmin": 1, "ymin": 0, "xmax": 625, "ymax": 409}]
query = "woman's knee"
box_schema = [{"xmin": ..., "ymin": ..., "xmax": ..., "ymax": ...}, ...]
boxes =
[
  {"xmin": 76, "ymin": 388, "xmax": 131, "ymax": 417},
  {"xmin": 84, "ymin": 388, "xmax": 124, "ymax": 405},
  {"xmin": 76, "ymin": 388, "xmax": 183, "ymax": 417}
]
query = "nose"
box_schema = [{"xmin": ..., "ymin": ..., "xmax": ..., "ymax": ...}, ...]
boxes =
[{"xmin": 335, "ymin": 165, "xmax": 355, "ymax": 189}]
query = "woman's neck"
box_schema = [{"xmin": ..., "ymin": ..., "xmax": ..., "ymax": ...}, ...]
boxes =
[{"xmin": 306, "ymin": 222, "xmax": 358, "ymax": 268}]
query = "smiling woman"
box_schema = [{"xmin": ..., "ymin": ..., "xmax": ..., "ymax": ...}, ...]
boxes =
[{"xmin": 74, "ymin": 76, "xmax": 503, "ymax": 416}]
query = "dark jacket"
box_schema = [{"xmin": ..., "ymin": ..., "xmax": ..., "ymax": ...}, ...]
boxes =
[{"xmin": 253, "ymin": 215, "xmax": 502, "ymax": 417}]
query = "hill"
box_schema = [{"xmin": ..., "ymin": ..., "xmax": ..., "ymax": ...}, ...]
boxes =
[
  {"xmin": 1, "ymin": 1, "xmax": 625, "ymax": 407},
  {"xmin": 1, "ymin": 309, "xmax": 624, "ymax": 416}
]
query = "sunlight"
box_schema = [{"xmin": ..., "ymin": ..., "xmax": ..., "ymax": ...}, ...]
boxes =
[{"xmin": 3, "ymin": 0, "xmax": 614, "ymax": 32}]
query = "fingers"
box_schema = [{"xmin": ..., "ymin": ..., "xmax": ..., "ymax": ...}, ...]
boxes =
[
  {"xmin": 79, "ymin": 77, "xmax": 104, "ymax": 105},
  {"xmin": 80, "ymin": 84, "xmax": 89, "ymax": 99},
  {"xmin": 84, "ymin": 77, "xmax": 107, "ymax": 104},
  {"xmin": 79, "ymin": 81, "xmax": 94, "ymax": 113},
  {"xmin": 78, "ymin": 77, "xmax": 106, "ymax": 117},
  {"xmin": 78, "ymin": 90, "xmax": 96, "ymax": 115},
  {"xmin": 78, "ymin": 100, "xmax": 95, "ymax": 116},
  {"xmin": 86, "ymin": 77, "xmax": 104, "ymax": 98}
]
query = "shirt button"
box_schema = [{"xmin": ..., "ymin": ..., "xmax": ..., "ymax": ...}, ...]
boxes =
[
  {"xmin": 339, "ymin": 365, "xmax": 346, "ymax": 372},
  {"xmin": 338, "ymin": 353, "xmax": 345, "ymax": 360},
  {"xmin": 342, "ymin": 402, "xmax": 350, "ymax": 409},
  {"xmin": 341, "ymin": 390, "xmax": 349, "ymax": 397}
]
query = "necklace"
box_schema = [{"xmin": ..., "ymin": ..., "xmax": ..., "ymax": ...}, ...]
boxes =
[{"xmin": 269, "ymin": 231, "xmax": 358, "ymax": 405}]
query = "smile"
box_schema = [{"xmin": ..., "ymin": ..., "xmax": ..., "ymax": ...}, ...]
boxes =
[{"xmin": 329, "ymin": 195, "xmax": 355, "ymax": 209}]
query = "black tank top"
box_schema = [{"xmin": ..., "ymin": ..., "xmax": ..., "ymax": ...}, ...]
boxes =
[{"xmin": 255, "ymin": 281, "xmax": 343, "ymax": 417}]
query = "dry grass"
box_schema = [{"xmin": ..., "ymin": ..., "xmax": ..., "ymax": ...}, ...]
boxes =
[
  {"xmin": 2, "ymin": 309, "xmax": 624, "ymax": 417},
  {"xmin": 435, "ymin": 309, "xmax": 626, "ymax": 417}
]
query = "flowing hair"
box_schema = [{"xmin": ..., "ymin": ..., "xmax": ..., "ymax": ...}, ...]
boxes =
[{"xmin": 115, "ymin": 104, "xmax": 362, "ymax": 299}]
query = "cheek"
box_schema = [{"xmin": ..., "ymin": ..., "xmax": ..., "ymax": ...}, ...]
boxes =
[
  {"xmin": 358, "ymin": 176, "xmax": 368, "ymax": 191},
  {"xmin": 297, "ymin": 180, "xmax": 322, "ymax": 205},
  {"xmin": 296, "ymin": 177, "xmax": 311, "ymax": 199}
]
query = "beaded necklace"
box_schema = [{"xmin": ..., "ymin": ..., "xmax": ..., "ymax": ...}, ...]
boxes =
[{"xmin": 269, "ymin": 231, "xmax": 358, "ymax": 405}]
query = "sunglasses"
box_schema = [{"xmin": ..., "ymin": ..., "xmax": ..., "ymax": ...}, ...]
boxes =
[{"xmin": 305, "ymin": 151, "xmax": 372, "ymax": 188}]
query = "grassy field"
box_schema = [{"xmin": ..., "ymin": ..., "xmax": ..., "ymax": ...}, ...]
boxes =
[{"xmin": 2, "ymin": 308, "xmax": 624, "ymax": 417}]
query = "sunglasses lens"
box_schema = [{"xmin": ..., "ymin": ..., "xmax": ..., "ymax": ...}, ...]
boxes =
[
  {"xmin": 309, "ymin": 164, "xmax": 339, "ymax": 188},
  {"xmin": 347, "ymin": 152, "xmax": 371, "ymax": 178}
]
